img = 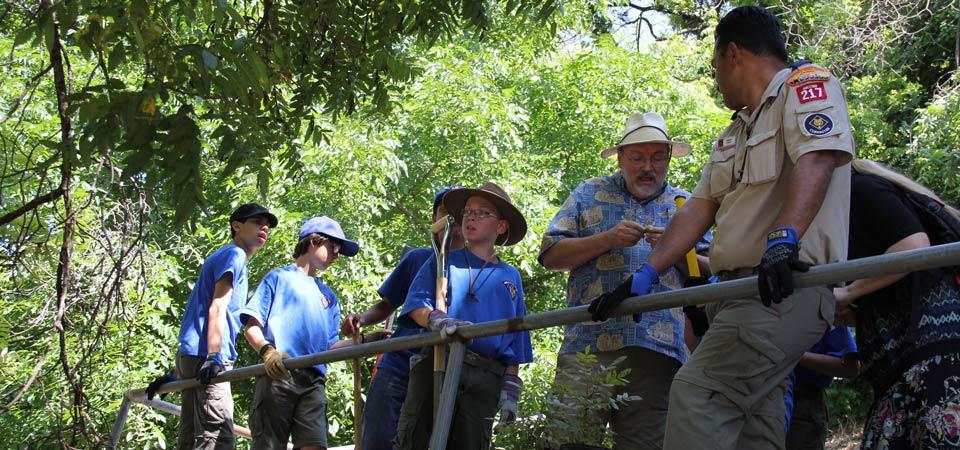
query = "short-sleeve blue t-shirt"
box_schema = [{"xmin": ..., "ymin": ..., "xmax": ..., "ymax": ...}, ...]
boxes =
[
  {"xmin": 795, "ymin": 326, "xmax": 858, "ymax": 388},
  {"xmin": 399, "ymin": 248, "xmax": 533, "ymax": 366},
  {"xmin": 240, "ymin": 265, "xmax": 341, "ymax": 376},
  {"xmin": 375, "ymin": 247, "xmax": 433, "ymax": 380},
  {"xmin": 177, "ymin": 244, "xmax": 248, "ymax": 362}
]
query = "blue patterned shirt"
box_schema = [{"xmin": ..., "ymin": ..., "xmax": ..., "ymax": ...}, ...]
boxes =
[{"xmin": 539, "ymin": 172, "xmax": 711, "ymax": 363}]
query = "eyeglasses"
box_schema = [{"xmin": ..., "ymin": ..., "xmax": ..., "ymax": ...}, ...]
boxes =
[
  {"xmin": 326, "ymin": 240, "xmax": 341, "ymax": 255},
  {"xmin": 313, "ymin": 237, "xmax": 340, "ymax": 255},
  {"xmin": 462, "ymin": 209, "xmax": 499, "ymax": 220},
  {"xmin": 620, "ymin": 150, "xmax": 670, "ymax": 167}
]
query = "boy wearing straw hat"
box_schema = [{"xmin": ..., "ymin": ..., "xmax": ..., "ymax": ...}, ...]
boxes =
[
  {"xmin": 539, "ymin": 112, "xmax": 710, "ymax": 450},
  {"xmin": 240, "ymin": 216, "xmax": 387, "ymax": 450},
  {"xmin": 394, "ymin": 182, "xmax": 533, "ymax": 450}
]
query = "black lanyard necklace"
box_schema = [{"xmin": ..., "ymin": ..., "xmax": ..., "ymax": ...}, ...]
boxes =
[{"xmin": 465, "ymin": 247, "xmax": 496, "ymax": 300}]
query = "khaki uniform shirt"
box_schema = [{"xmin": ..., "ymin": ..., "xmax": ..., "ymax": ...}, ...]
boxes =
[{"xmin": 691, "ymin": 64, "xmax": 855, "ymax": 272}]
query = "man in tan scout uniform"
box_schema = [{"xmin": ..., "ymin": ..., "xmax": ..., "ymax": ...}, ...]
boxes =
[{"xmin": 607, "ymin": 6, "xmax": 854, "ymax": 449}]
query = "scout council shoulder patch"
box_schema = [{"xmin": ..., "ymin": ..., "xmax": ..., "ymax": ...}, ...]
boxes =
[
  {"xmin": 786, "ymin": 66, "xmax": 832, "ymax": 87},
  {"xmin": 503, "ymin": 281, "xmax": 518, "ymax": 301},
  {"xmin": 803, "ymin": 113, "xmax": 834, "ymax": 137}
]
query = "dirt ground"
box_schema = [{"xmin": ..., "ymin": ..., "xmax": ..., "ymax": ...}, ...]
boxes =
[{"xmin": 826, "ymin": 422, "xmax": 863, "ymax": 450}]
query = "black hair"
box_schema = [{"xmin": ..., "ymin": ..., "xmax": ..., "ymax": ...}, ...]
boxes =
[{"xmin": 715, "ymin": 6, "xmax": 788, "ymax": 63}]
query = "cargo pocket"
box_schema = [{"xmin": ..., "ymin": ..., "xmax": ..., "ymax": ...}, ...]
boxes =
[
  {"xmin": 703, "ymin": 324, "xmax": 785, "ymax": 399},
  {"xmin": 199, "ymin": 384, "xmax": 230, "ymax": 434},
  {"xmin": 742, "ymin": 127, "xmax": 782, "ymax": 185},
  {"xmin": 708, "ymin": 147, "xmax": 738, "ymax": 198}
]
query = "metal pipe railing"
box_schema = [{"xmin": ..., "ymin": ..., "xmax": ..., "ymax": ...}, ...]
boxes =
[{"xmin": 109, "ymin": 242, "xmax": 960, "ymax": 448}]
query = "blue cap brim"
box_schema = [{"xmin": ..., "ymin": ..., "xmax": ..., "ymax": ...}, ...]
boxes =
[{"xmin": 336, "ymin": 238, "xmax": 360, "ymax": 257}]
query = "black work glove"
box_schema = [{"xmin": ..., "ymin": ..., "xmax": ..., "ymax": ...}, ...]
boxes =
[
  {"xmin": 197, "ymin": 353, "xmax": 225, "ymax": 385},
  {"xmin": 145, "ymin": 370, "xmax": 177, "ymax": 400},
  {"xmin": 681, "ymin": 276, "xmax": 711, "ymax": 337},
  {"xmin": 588, "ymin": 263, "xmax": 658, "ymax": 322},
  {"xmin": 758, "ymin": 227, "xmax": 811, "ymax": 306}
]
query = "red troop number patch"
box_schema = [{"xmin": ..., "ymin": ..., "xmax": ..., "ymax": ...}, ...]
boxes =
[{"xmin": 796, "ymin": 82, "xmax": 828, "ymax": 104}]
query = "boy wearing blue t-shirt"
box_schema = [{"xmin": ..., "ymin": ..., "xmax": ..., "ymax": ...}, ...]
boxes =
[
  {"xmin": 240, "ymin": 216, "xmax": 387, "ymax": 450},
  {"xmin": 394, "ymin": 182, "xmax": 533, "ymax": 450},
  {"xmin": 785, "ymin": 326, "xmax": 858, "ymax": 450},
  {"xmin": 173, "ymin": 203, "xmax": 278, "ymax": 450},
  {"xmin": 339, "ymin": 185, "xmax": 465, "ymax": 450}
]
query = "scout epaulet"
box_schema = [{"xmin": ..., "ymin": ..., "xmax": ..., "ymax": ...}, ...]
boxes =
[{"xmin": 786, "ymin": 60, "xmax": 832, "ymax": 87}]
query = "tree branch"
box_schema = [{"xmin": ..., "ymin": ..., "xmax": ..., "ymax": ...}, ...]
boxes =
[{"xmin": 0, "ymin": 187, "xmax": 63, "ymax": 225}]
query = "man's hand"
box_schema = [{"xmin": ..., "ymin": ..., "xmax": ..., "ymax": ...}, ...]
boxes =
[
  {"xmin": 145, "ymin": 370, "xmax": 176, "ymax": 400},
  {"xmin": 588, "ymin": 263, "xmax": 659, "ymax": 322},
  {"xmin": 259, "ymin": 343, "xmax": 290, "ymax": 380},
  {"xmin": 604, "ymin": 220, "xmax": 647, "ymax": 249},
  {"xmin": 197, "ymin": 353, "xmax": 225, "ymax": 385},
  {"xmin": 498, "ymin": 373, "xmax": 523, "ymax": 424},
  {"xmin": 758, "ymin": 227, "xmax": 811, "ymax": 306},
  {"xmin": 341, "ymin": 314, "xmax": 362, "ymax": 337},
  {"xmin": 643, "ymin": 226, "xmax": 665, "ymax": 247}
]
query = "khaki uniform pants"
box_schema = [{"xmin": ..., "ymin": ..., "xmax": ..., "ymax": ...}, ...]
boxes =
[
  {"xmin": 176, "ymin": 353, "xmax": 235, "ymax": 450},
  {"xmin": 663, "ymin": 286, "xmax": 834, "ymax": 450},
  {"xmin": 553, "ymin": 347, "xmax": 680, "ymax": 450}
]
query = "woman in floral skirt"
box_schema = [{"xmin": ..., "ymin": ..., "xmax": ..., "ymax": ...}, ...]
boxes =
[{"xmin": 835, "ymin": 159, "xmax": 960, "ymax": 449}]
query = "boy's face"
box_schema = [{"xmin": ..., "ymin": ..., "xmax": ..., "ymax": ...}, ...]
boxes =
[
  {"xmin": 232, "ymin": 215, "xmax": 271, "ymax": 253},
  {"xmin": 307, "ymin": 237, "xmax": 340, "ymax": 270},
  {"xmin": 461, "ymin": 196, "xmax": 506, "ymax": 245}
]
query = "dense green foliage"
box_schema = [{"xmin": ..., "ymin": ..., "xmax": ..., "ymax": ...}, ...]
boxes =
[{"xmin": 0, "ymin": 0, "xmax": 958, "ymax": 448}]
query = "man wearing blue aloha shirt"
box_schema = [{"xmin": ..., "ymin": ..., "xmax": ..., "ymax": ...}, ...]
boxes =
[{"xmin": 539, "ymin": 112, "xmax": 711, "ymax": 450}]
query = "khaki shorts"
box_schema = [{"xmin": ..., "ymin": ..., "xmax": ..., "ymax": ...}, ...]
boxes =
[
  {"xmin": 553, "ymin": 347, "xmax": 681, "ymax": 450},
  {"xmin": 663, "ymin": 285, "xmax": 834, "ymax": 450},
  {"xmin": 176, "ymin": 353, "xmax": 235, "ymax": 450},
  {"xmin": 250, "ymin": 369, "xmax": 328, "ymax": 449}
]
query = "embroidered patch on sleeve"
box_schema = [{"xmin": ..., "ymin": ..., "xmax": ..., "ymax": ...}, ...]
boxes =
[
  {"xmin": 503, "ymin": 281, "xmax": 518, "ymax": 301},
  {"xmin": 803, "ymin": 113, "xmax": 834, "ymax": 137},
  {"xmin": 796, "ymin": 82, "xmax": 828, "ymax": 103},
  {"xmin": 787, "ymin": 67, "xmax": 832, "ymax": 87}
]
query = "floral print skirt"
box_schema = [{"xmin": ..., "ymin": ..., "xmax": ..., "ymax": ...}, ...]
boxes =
[{"xmin": 862, "ymin": 352, "xmax": 960, "ymax": 449}]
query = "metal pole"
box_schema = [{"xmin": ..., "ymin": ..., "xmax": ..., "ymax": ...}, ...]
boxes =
[
  {"xmin": 429, "ymin": 342, "xmax": 466, "ymax": 450},
  {"xmin": 107, "ymin": 396, "xmax": 131, "ymax": 449},
  {"xmin": 353, "ymin": 333, "xmax": 363, "ymax": 450},
  {"xmin": 112, "ymin": 243, "xmax": 960, "ymax": 440}
]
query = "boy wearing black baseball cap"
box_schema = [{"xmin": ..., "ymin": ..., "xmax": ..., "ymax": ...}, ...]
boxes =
[{"xmin": 145, "ymin": 203, "xmax": 276, "ymax": 449}]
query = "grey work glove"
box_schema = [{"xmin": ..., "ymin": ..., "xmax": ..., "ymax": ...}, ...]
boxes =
[
  {"xmin": 498, "ymin": 373, "xmax": 523, "ymax": 424},
  {"xmin": 427, "ymin": 309, "xmax": 472, "ymax": 336}
]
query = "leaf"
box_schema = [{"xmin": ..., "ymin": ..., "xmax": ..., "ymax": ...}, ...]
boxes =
[
  {"xmin": 13, "ymin": 26, "xmax": 36, "ymax": 49},
  {"xmin": 201, "ymin": 49, "xmax": 219, "ymax": 70}
]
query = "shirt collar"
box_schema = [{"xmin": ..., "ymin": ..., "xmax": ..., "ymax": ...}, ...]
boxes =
[{"xmin": 735, "ymin": 67, "xmax": 792, "ymax": 124}]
